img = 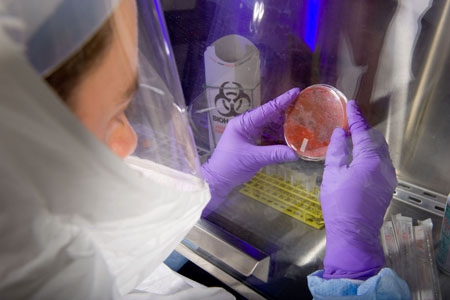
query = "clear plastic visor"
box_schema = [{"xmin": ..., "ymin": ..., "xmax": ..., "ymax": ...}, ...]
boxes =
[{"xmin": 2, "ymin": 0, "xmax": 202, "ymax": 177}]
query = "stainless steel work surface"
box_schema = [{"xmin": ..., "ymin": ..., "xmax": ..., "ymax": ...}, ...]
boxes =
[{"xmin": 184, "ymin": 184, "xmax": 450, "ymax": 299}]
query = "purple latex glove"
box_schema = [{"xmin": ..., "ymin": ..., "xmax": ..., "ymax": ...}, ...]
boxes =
[
  {"xmin": 201, "ymin": 88, "xmax": 300, "ymax": 209},
  {"xmin": 321, "ymin": 100, "xmax": 397, "ymax": 280}
]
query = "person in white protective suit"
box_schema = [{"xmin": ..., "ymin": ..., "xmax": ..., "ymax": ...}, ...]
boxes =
[
  {"xmin": 0, "ymin": 0, "xmax": 228, "ymax": 298},
  {"xmin": 0, "ymin": 0, "xmax": 296, "ymax": 298},
  {"xmin": 0, "ymin": 0, "xmax": 412, "ymax": 299}
]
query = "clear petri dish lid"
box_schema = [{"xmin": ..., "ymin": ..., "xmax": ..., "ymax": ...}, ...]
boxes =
[{"xmin": 283, "ymin": 84, "xmax": 348, "ymax": 161}]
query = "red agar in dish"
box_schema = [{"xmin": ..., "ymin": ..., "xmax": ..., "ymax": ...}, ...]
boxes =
[{"xmin": 284, "ymin": 84, "xmax": 348, "ymax": 161}]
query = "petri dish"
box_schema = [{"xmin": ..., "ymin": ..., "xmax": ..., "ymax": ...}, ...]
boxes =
[{"xmin": 283, "ymin": 84, "xmax": 348, "ymax": 161}]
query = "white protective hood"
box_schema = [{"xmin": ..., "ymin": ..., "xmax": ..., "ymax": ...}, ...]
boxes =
[{"xmin": 0, "ymin": 9, "xmax": 211, "ymax": 300}]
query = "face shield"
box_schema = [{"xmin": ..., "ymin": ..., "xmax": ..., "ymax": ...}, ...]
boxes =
[
  {"xmin": 4, "ymin": 0, "xmax": 201, "ymax": 177},
  {"xmin": 0, "ymin": 0, "xmax": 208, "ymax": 296},
  {"xmin": 129, "ymin": 1, "xmax": 203, "ymax": 176}
]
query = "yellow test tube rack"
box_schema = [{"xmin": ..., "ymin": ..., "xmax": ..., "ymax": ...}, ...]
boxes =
[{"xmin": 240, "ymin": 170, "xmax": 324, "ymax": 229}]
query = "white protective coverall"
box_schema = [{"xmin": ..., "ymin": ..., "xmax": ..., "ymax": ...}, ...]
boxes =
[{"xmin": 0, "ymin": 0, "xmax": 233, "ymax": 298}]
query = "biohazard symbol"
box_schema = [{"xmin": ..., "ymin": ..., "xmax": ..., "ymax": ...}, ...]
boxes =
[{"xmin": 214, "ymin": 82, "xmax": 251, "ymax": 117}]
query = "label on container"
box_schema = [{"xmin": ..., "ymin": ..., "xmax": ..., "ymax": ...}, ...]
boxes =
[{"xmin": 204, "ymin": 34, "xmax": 260, "ymax": 149}]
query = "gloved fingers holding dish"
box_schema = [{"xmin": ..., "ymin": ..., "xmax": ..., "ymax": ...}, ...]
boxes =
[{"xmin": 202, "ymin": 88, "xmax": 300, "ymax": 206}]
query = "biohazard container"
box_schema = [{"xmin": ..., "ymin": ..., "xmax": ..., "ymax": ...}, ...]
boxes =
[{"xmin": 283, "ymin": 84, "xmax": 348, "ymax": 161}]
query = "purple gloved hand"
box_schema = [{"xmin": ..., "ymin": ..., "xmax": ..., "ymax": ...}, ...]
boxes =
[
  {"xmin": 201, "ymin": 88, "xmax": 300, "ymax": 209},
  {"xmin": 321, "ymin": 100, "xmax": 397, "ymax": 280}
]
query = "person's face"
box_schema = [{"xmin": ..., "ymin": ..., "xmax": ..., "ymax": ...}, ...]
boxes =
[{"xmin": 68, "ymin": 0, "xmax": 138, "ymax": 159}]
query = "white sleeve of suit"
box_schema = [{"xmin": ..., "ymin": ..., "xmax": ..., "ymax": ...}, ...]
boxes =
[{"xmin": 124, "ymin": 263, "xmax": 234, "ymax": 300}]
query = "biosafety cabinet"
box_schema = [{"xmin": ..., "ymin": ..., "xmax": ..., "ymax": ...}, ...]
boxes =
[{"xmin": 159, "ymin": 0, "xmax": 450, "ymax": 298}]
